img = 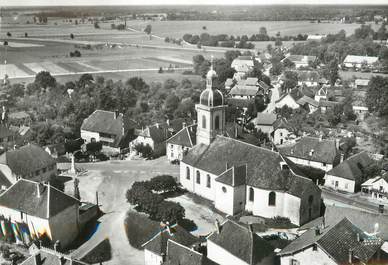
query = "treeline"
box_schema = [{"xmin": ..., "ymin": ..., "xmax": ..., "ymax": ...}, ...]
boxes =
[{"xmin": 182, "ymin": 33, "xmax": 255, "ymax": 49}]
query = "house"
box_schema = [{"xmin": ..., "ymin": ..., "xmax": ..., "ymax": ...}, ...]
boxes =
[
  {"xmin": 361, "ymin": 172, "xmax": 388, "ymax": 201},
  {"xmin": 314, "ymin": 86, "xmax": 328, "ymax": 102},
  {"xmin": 8, "ymin": 111, "xmax": 31, "ymax": 126},
  {"xmin": 9, "ymin": 125, "xmax": 31, "ymax": 146},
  {"xmin": 354, "ymin": 79, "xmax": 370, "ymax": 90},
  {"xmin": 297, "ymin": 71, "xmax": 320, "ymax": 87},
  {"xmin": 352, "ymin": 101, "xmax": 369, "ymax": 120},
  {"xmin": 81, "ymin": 110, "xmax": 137, "ymax": 154},
  {"xmin": 180, "ymin": 63, "xmax": 321, "ymax": 225},
  {"xmin": 0, "ymin": 179, "xmax": 80, "ymax": 248},
  {"xmin": 229, "ymin": 85, "xmax": 259, "ymax": 100},
  {"xmin": 0, "ymin": 144, "xmax": 57, "ymax": 187},
  {"xmin": 207, "ymin": 219, "xmax": 275, "ymax": 265},
  {"xmin": 252, "ymin": 113, "xmax": 277, "ymax": 134},
  {"xmin": 278, "ymin": 218, "xmax": 386, "ymax": 265},
  {"xmin": 225, "ymin": 78, "xmax": 235, "ymax": 91},
  {"xmin": 45, "ymin": 143, "xmax": 66, "ymax": 159},
  {"xmin": 166, "ymin": 124, "xmax": 196, "ymax": 162},
  {"xmin": 131, "ymin": 119, "xmax": 187, "ymax": 157},
  {"xmin": 324, "ymin": 151, "xmax": 374, "ymax": 193},
  {"xmin": 275, "ymin": 93, "xmax": 300, "ymax": 110},
  {"xmin": 162, "ymin": 239, "xmax": 216, "ymax": 265},
  {"xmin": 0, "ymin": 125, "xmax": 15, "ymax": 152},
  {"xmin": 319, "ymin": 100, "xmax": 340, "ymax": 114},
  {"xmin": 21, "ymin": 246, "xmax": 90, "ymax": 265},
  {"xmin": 279, "ymin": 136, "xmax": 340, "ymax": 172},
  {"xmin": 271, "ymin": 118, "xmax": 296, "ymax": 146},
  {"xmin": 343, "ymin": 55, "xmax": 379, "ymax": 69},
  {"xmin": 231, "ymin": 56, "xmax": 255, "ymax": 79},
  {"xmin": 307, "ymin": 34, "xmax": 326, "ymax": 41},
  {"xmin": 244, "ymin": 77, "xmax": 259, "ymax": 87},
  {"xmin": 142, "ymin": 223, "xmax": 199, "ymax": 265},
  {"xmin": 282, "ymin": 55, "xmax": 317, "ymax": 68},
  {"xmin": 296, "ymin": 95, "xmax": 319, "ymax": 113}
]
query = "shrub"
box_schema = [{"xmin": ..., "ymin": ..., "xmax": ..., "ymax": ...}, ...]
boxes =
[
  {"xmin": 134, "ymin": 143, "xmax": 153, "ymax": 159},
  {"xmin": 70, "ymin": 50, "xmax": 81, "ymax": 57},
  {"xmin": 155, "ymin": 201, "xmax": 185, "ymax": 224},
  {"xmin": 148, "ymin": 175, "xmax": 178, "ymax": 193}
]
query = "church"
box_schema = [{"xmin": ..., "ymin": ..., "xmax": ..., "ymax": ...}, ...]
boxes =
[{"xmin": 179, "ymin": 61, "xmax": 322, "ymax": 226}]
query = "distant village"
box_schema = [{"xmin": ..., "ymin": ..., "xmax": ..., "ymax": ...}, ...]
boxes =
[{"xmin": 1, "ymin": 13, "xmax": 388, "ymax": 265}]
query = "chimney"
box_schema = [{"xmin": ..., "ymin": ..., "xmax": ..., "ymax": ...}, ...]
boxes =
[
  {"xmin": 335, "ymin": 138, "xmax": 340, "ymax": 149},
  {"xmin": 34, "ymin": 253, "xmax": 41, "ymax": 265},
  {"xmin": 114, "ymin": 110, "xmax": 119, "ymax": 119},
  {"xmin": 36, "ymin": 183, "xmax": 42, "ymax": 198},
  {"xmin": 340, "ymin": 153, "xmax": 344, "ymax": 163},
  {"xmin": 59, "ymin": 256, "xmax": 66, "ymax": 265},
  {"xmin": 356, "ymin": 233, "xmax": 360, "ymax": 242},
  {"xmin": 319, "ymin": 134, "xmax": 323, "ymax": 142},
  {"xmin": 309, "ymin": 149, "xmax": 315, "ymax": 156},
  {"xmin": 215, "ymin": 219, "xmax": 221, "ymax": 234},
  {"xmin": 182, "ymin": 122, "xmax": 186, "ymax": 128},
  {"xmin": 348, "ymin": 250, "xmax": 353, "ymax": 264},
  {"xmin": 314, "ymin": 226, "xmax": 320, "ymax": 236}
]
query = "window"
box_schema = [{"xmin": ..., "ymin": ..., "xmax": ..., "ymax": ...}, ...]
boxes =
[
  {"xmin": 186, "ymin": 167, "xmax": 190, "ymax": 180},
  {"xmin": 170, "ymin": 144, "xmax": 174, "ymax": 150},
  {"xmin": 222, "ymin": 186, "xmax": 227, "ymax": 193},
  {"xmin": 322, "ymin": 162, "xmax": 326, "ymax": 167},
  {"xmin": 196, "ymin": 171, "xmax": 201, "ymax": 184},
  {"xmin": 249, "ymin": 187, "xmax": 254, "ymax": 202},
  {"xmin": 280, "ymin": 132, "xmax": 283, "ymax": 137},
  {"xmin": 345, "ymin": 183, "xmax": 349, "ymax": 189},
  {"xmin": 171, "ymin": 152, "xmax": 174, "ymax": 158},
  {"xmin": 290, "ymin": 259, "xmax": 300, "ymax": 265},
  {"xmin": 215, "ymin": 116, "xmax": 220, "ymax": 130},
  {"xmin": 269, "ymin": 191, "xmax": 276, "ymax": 206},
  {"xmin": 202, "ymin": 115, "xmax": 206, "ymax": 129},
  {"xmin": 206, "ymin": 174, "xmax": 211, "ymax": 188},
  {"xmin": 312, "ymin": 244, "xmax": 318, "ymax": 251},
  {"xmin": 20, "ymin": 212, "xmax": 23, "ymax": 220}
]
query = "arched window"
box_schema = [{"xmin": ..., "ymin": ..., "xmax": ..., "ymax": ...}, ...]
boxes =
[
  {"xmin": 249, "ymin": 187, "xmax": 254, "ymax": 202},
  {"xmin": 215, "ymin": 115, "xmax": 220, "ymax": 130},
  {"xmin": 202, "ymin": 115, "xmax": 206, "ymax": 129},
  {"xmin": 186, "ymin": 167, "xmax": 190, "ymax": 180},
  {"xmin": 206, "ymin": 174, "xmax": 211, "ymax": 188},
  {"xmin": 196, "ymin": 171, "xmax": 201, "ymax": 184},
  {"xmin": 269, "ymin": 191, "xmax": 276, "ymax": 206}
]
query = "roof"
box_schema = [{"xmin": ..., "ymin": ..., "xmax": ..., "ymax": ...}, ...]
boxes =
[
  {"xmin": 162, "ymin": 240, "xmax": 217, "ymax": 265},
  {"xmin": 257, "ymin": 80, "xmax": 270, "ymax": 91},
  {"xmin": 0, "ymin": 144, "xmax": 56, "ymax": 177},
  {"xmin": 0, "ymin": 171, "xmax": 11, "ymax": 189},
  {"xmin": 279, "ymin": 218, "xmax": 383, "ymax": 264},
  {"xmin": 273, "ymin": 118, "xmax": 293, "ymax": 131},
  {"xmin": 226, "ymin": 98, "xmax": 254, "ymax": 109},
  {"xmin": 298, "ymin": 71, "xmax": 320, "ymax": 83},
  {"xmin": 166, "ymin": 125, "xmax": 196, "ymax": 148},
  {"xmin": 327, "ymin": 151, "xmax": 374, "ymax": 182},
  {"xmin": 208, "ymin": 219, "xmax": 274, "ymax": 265},
  {"xmin": 344, "ymin": 55, "xmax": 378, "ymax": 65},
  {"xmin": 137, "ymin": 119, "xmax": 187, "ymax": 144},
  {"xmin": 224, "ymin": 78, "xmax": 234, "ymax": 87},
  {"xmin": 355, "ymin": 79, "xmax": 370, "ymax": 87},
  {"xmin": 297, "ymin": 95, "xmax": 319, "ymax": 108},
  {"xmin": 21, "ymin": 248, "xmax": 89, "ymax": 265},
  {"xmin": 81, "ymin": 110, "xmax": 137, "ymax": 146},
  {"xmin": 284, "ymin": 55, "xmax": 317, "ymax": 64},
  {"xmin": 0, "ymin": 125, "xmax": 14, "ymax": 139},
  {"xmin": 244, "ymin": 78, "xmax": 258, "ymax": 86},
  {"xmin": 215, "ymin": 165, "xmax": 246, "ymax": 187},
  {"xmin": 253, "ymin": 113, "xmax": 277, "ymax": 126},
  {"xmin": 182, "ymin": 136, "xmax": 319, "ymax": 198},
  {"xmin": 8, "ymin": 111, "xmax": 30, "ymax": 120},
  {"xmin": 0, "ymin": 179, "xmax": 79, "ymax": 219},
  {"xmin": 279, "ymin": 136, "xmax": 339, "ymax": 164},
  {"xmin": 142, "ymin": 224, "xmax": 199, "ymax": 256},
  {"xmin": 230, "ymin": 85, "xmax": 259, "ymax": 97},
  {"xmin": 319, "ymin": 100, "xmax": 340, "ymax": 108}
]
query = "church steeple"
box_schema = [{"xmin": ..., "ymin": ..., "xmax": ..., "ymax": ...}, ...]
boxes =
[{"xmin": 196, "ymin": 56, "xmax": 226, "ymax": 145}]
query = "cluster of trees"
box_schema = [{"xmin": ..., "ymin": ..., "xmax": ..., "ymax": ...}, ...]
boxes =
[
  {"xmin": 366, "ymin": 76, "xmax": 388, "ymax": 117},
  {"xmin": 69, "ymin": 50, "xmax": 81, "ymax": 57},
  {"xmin": 182, "ymin": 33, "xmax": 254, "ymax": 49},
  {"xmin": 164, "ymin": 37, "xmax": 183, "ymax": 46},
  {"xmin": 126, "ymin": 175, "xmax": 184, "ymax": 224},
  {"xmin": 134, "ymin": 143, "xmax": 153, "ymax": 159},
  {"xmin": 111, "ymin": 24, "xmax": 126, "ymax": 30}
]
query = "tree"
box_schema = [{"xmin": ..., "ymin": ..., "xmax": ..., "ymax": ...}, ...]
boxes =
[
  {"xmin": 282, "ymin": 71, "xmax": 298, "ymax": 91},
  {"xmin": 6, "ymin": 32, "xmax": 11, "ymax": 37},
  {"xmin": 70, "ymin": 33, "xmax": 74, "ymax": 39},
  {"xmin": 94, "ymin": 22, "xmax": 100, "ymax": 29},
  {"xmin": 224, "ymin": 50, "xmax": 241, "ymax": 64},
  {"xmin": 282, "ymin": 58, "xmax": 295, "ymax": 69},
  {"xmin": 86, "ymin": 141, "xmax": 103, "ymax": 159},
  {"xmin": 259, "ymin": 26, "xmax": 267, "ymax": 36},
  {"xmin": 34, "ymin": 71, "xmax": 56, "ymax": 89},
  {"xmin": 148, "ymin": 175, "xmax": 178, "ymax": 193},
  {"xmin": 366, "ymin": 76, "xmax": 388, "ymax": 116},
  {"xmin": 64, "ymin": 138, "xmax": 84, "ymax": 153},
  {"xmin": 324, "ymin": 58, "xmax": 339, "ymax": 86},
  {"xmin": 270, "ymin": 62, "xmax": 283, "ymax": 76},
  {"xmin": 155, "ymin": 201, "xmax": 185, "ymax": 224},
  {"xmin": 165, "ymin": 94, "xmax": 180, "ymax": 118},
  {"xmin": 144, "ymin": 24, "xmax": 152, "ymax": 35}
]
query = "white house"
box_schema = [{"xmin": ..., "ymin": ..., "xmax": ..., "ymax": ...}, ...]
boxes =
[
  {"xmin": 252, "ymin": 113, "xmax": 277, "ymax": 134},
  {"xmin": 343, "ymin": 55, "xmax": 379, "ymax": 69},
  {"xmin": 307, "ymin": 34, "xmax": 326, "ymax": 41},
  {"xmin": 279, "ymin": 136, "xmax": 340, "ymax": 172},
  {"xmin": 314, "ymin": 86, "xmax": 328, "ymax": 102},
  {"xmin": 207, "ymin": 219, "xmax": 274, "ymax": 265},
  {"xmin": 361, "ymin": 173, "xmax": 388, "ymax": 201},
  {"xmin": 231, "ymin": 56, "xmax": 255, "ymax": 80},
  {"xmin": 142, "ymin": 223, "xmax": 199, "ymax": 265},
  {"xmin": 275, "ymin": 93, "xmax": 300, "ymax": 110},
  {"xmin": 297, "ymin": 71, "xmax": 320, "ymax": 87},
  {"xmin": 324, "ymin": 151, "xmax": 374, "ymax": 193},
  {"xmin": 165, "ymin": 124, "xmax": 196, "ymax": 162},
  {"xmin": 179, "ymin": 62, "xmax": 321, "ymax": 226},
  {"xmin": 282, "ymin": 55, "xmax": 317, "ymax": 69},
  {"xmin": 296, "ymin": 95, "xmax": 319, "ymax": 113},
  {"xmin": 354, "ymin": 79, "xmax": 370, "ymax": 90},
  {"xmin": 271, "ymin": 118, "xmax": 296, "ymax": 146},
  {"xmin": 229, "ymin": 85, "xmax": 259, "ymax": 100},
  {"xmin": 0, "ymin": 144, "xmax": 57, "ymax": 188},
  {"xmin": 0, "ymin": 179, "xmax": 80, "ymax": 249}
]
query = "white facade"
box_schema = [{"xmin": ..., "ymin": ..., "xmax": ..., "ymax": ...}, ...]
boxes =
[
  {"xmin": 207, "ymin": 240, "xmax": 250, "ymax": 265},
  {"xmin": 255, "ymin": 124, "xmax": 274, "ymax": 134},
  {"xmin": 166, "ymin": 143, "xmax": 190, "ymax": 161},
  {"xmin": 214, "ymin": 181, "xmax": 245, "ymax": 216},
  {"xmin": 0, "ymin": 162, "xmax": 57, "ymax": 185},
  {"xmin": 144, "ymin": 249, "xmax": 163, "ymax": 265},
  {"xmin": 298, "ymin": 81, "xmax": 318, "ymax": 87},
  {"xmin": 286, "ymin": 156, "xmax": 333, "ymax": 172},
  {"xmin": 324, "ymin": 174, "xmax": 356, "ymax": 193},
  {"xmin": 81, "ymin": 130, "xmax": 101, "ymax": 144},
  {"xmin": 196, "ymin": 104, "xmax": 225, "ymax": 146},
  {"xmin": 353, "ymin": 106, "xmax": 369, "ymax": 120},
  {"xmin": 280, "ymin": 245, "xmax": 337, "ymax": 265},
  {"xmin": 361, "ymin": 177, "xmax": 388, "ymax": 201},
  {"xmin": 275, "ymin": 94, "xmax": 300, "ymax": 110},
  {"xmin": 273, "ymin": 128, "xmax": 294, "ymax": 146}
]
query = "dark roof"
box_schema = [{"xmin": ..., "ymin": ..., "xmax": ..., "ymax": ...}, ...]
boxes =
[
  {"xmin": 208, "ymin": 219, "xmax": 274, "ymax": 265},
  {"xmin": 273, "ymin": 118, "xmax": 293, "ymax": 131},
  {"xmin": 230, "ymin": 85, "xmax": 259, "ymax": 96},
  {"xmin": 0, "ymin": 125, "xmax": 14, "ymax": 139},
  {"xmin": 254, "ymin": 113, "xmax": 277, "ymax": 126},
  {"xmin": 326, "ymin": 151, "xmax": 374, "ymax": 182},
  {"xmin": 162, "ymin": 240, "xmax": 217, "ymax": 265},
  {"xmin": 279, "ymin": 136, "xmax": 339, "ymax": 164},
  {"xmin": 0, "ymin": 144, "xmax": 56, "ymax": 176},
  {"xmin": 21, "ymin": 248, "xmax": 89, "ymax": 265},
  {"xmin": 166, "ymin": 125, "xmax": 196, "ymax": 148},
  {"xmin": 297, "ymin": 71, "xmax": 320, "ymax": 83},
  {"xmin": 0, "ymin": 179, "xmax": 79, "ymax": 219},
  {"xmin": 137, "ymin": 119, "xmax": 187, "ymax": 144},
  {"xmin": 81, "ymin": 110, "xmax": 137, "ymax": 146},
  {"xmin": 45, "ymin": 143, "xmax": 66, "ymax": 156},
  {"xmin": 182, "ymin": 136, "xmax": 318, "ymax": 198},
  {"xmin": 142, "ymin": 224, "xmax": 199, "ymax": 256},
  {"xmin": 226, "ymin": 98, "xmax": 254, "ymax": 109},
  {"xmin": 296, "ymin": 95, "xmax": 319, "ymax": 108},
  {"xmin": 279, "ymin": 218, "xmax": 383, "ymax": 264},
  {"xmin": 319, "ymin": 100, "xmax": 340, "ymax": 108},
  {"xmin": 215, "ymin": 165, "xmax": 246, "ymax": 187},
  {"xmin": 258, "ymin": 81, "xmax": 270, "ymax": 91}
]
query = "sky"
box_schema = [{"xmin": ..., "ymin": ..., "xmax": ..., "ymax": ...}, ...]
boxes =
[{"xmin": 3, "ymin": 0, "xmax": 388, "ymax": 6}]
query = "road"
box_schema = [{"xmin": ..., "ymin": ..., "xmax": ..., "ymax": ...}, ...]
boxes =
[
  {"xmin": 68, "ymin": 158, "xmax": 179, "ymax": 265},
  {"xmin": 265, "ymin": 82, "xmax": 281, "ymax": 113}
]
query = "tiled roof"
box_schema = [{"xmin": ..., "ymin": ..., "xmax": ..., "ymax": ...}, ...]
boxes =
[
  {"xmin": 21, "ymin": 248, "xmax": 89, "ymax": 265},
  {"xmin": 0, "ymin": 125, "xmax": 14, "ymax": 139},
  {"xmin": 0, "ymin": 144, "xmax": 56, "ymax": 177},
  {"xmin": 230, "ymin": 85, "xmax": 259, "ymax": 96},
  {"xmin": 142, "ymin": 224, "xmax": 199, "ymax": 256},
  {"xmin": 226, "ymin": 98, "xmax": 254, "ymax": 108},
  {"xmin": 137, "ymin": 119, "xmax": 187, "ymax": 144},
  {"xmin": 208, "ymin": 219, "xmax": 274, "ymax": 265},
  {"xmin": 297, "ymin": 71, "xmax": 320, "ymax": 83},
  {"xmin": 182, "ymin": 136, "xmax": 319, "ymax": 198},
  {"xmin": 166, "ymin": 125, "xmax": 196, "ymax": 148},
  {"xmin": 319, "ymin": 100, "xmax": 340, "ymax": 108},
  {"xmin": 244, "ymin": 78, "xmax": 258, "ymax": 86},
  {"xmin": 285, "ymin": 55, "xmax": 317, "ymax": 64},
  {"xmin": 253, "ymin": 113, "xmax": 277, "ymax": 126},
  {"xmin": 273, "ymin": 118, "xmax": 293, "ymax": 131},
  {"xmin": 326, "ymin": 151, "xmax": 374, "ymax": 182},
  {"xmin": 344, "ymin": 55, "xmax": 378, "ymax": 65},
  {"xmin": 0, "ymin": 179, "xmax": 79, "ymax": 219},
  {"xmin": 297, "ymin": 95, "xmax": 319, "ymax": 108},
  {"xmin": 279, "ymin": 218, "xmax": 384, "ymax": 264},
  {"xmin": 279, "ymin": 136, "xmax": 339, "ymax": 164},
  {"xmin": 215, "ymin": 165, "xmax": 246, "ymax": 187},
  {"xmin": 162, "ymin": 240, "xmax": 217, "ymax": 265}
]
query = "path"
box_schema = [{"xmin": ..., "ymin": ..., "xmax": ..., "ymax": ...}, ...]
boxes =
[{"xmin": 265, "ymin": 82, "xmax": 281, "ymax": 113}]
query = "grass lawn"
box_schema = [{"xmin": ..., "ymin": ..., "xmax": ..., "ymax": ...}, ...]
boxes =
[{"xmin": 124, "ymin": 211, "xmax": 160, "ymax": 249}]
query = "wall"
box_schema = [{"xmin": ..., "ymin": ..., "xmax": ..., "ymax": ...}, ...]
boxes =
[
  {"xmin": 280, "ymin": 245, "xmax": 337, "ymax": 265},
  {"xmin": 255, "ymin": 124, "xmax": 273, "ymax": 135},
  {"xmin": 324, "ymin": 174, "xmax": 356, "ymax": 193},
  {"xmin": 298, "ymin": 185, "xmax": 322, "ymax": 225},
  {"xmin": 273, "ymin": 128, "xmax": 292, "ymax": 145},
  {"xmin": 214, "ymin": 182, "xmax": 245, "ymax": 216},
  {"xmin": 144, "ymin": 249, "xmax": 163, "ymax": 265},
  {"xmin": 195, "ymin": 104, "xmax": 225, "ymax": 146},
  {"xmin": 0, "ymin": 164, "xmax": 15, "ymax": 187},
  {"xmin": 207, "ymin": 240, "xmax": 248, "ymax": 265},
  {"xmin": 49, "ymin": 204, "xmax": 79, "ymax": 248},
  {"xmin": 166, "ymin": 143, "xmax": 190, "ymax": 161},
  {"xmin": 275, "ymin": 95, "xmax": 300, "ymax": 110},
  {"xmin": 286, "ymin": 156, "xmax": 333, "ymax": 172},
  {"xmin": 81, "ymin": 130, "xmax": 100, "ymax": 143}
]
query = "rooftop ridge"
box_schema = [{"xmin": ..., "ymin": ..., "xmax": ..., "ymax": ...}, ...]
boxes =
[{"xmin": 216, "ymin": 135, "xmax": 279, "ymax": 155}]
